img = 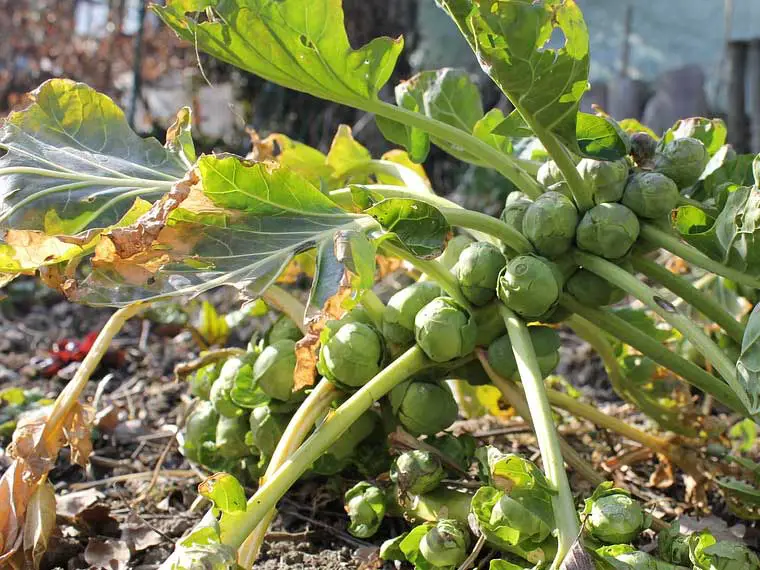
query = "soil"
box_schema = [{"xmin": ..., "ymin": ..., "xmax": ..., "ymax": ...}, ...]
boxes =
[{"xmin": 0, "ymin": 279, "xmax": 752, "ymax": 570}]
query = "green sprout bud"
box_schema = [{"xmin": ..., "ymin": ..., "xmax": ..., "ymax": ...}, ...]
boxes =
[
  {"xmin": 252, "ymin": 339, "xmax": 296, "ymax": 401},
  {"xmin": 390, "ymin": 379, "xmax": 458, "ymax": 436},
  {"xmin": 320, "ymin": 322, "xmax": 383, "ymax": 388},
  {"xmin": 577, "ymin": 158, "xmax": 629, "ymax": 204},
  {"xmin": 447, "ymin": 359, "xmax": 491, "ymax": 386},
  {"xmin": 181, "ymin": 401, "xmax": 219, "ymax": 464},
  {"xmin": 429, "ymin": 433, "xmax": 476, "ymax": 472},
  {"xmin": 210, "ymin": 357, "xmax": 252, "ymax": 418},
  {"xmin": 630, "ymin": 132, "xmax": 658, "ymax": 168},
  {"xmin": 438, "ymin": 235, "xmax": 474, "ymax": 271},
  {"xmin": 598, "ymin": 545, "xmax": 687, "ymax": 570},
  {"xmin": 380, "ymin": 534, "xmax": 408, "ymax": 562},
  {"xmin": 487, "ymin": 334, "xmax": 517, "ymax": 379},
  {"xmin": 622, "ymin": 172, "xmax": 680, "ymax": 220},
  {"xmin": 500, "ymin": 194, "xmax": 533, "ymax": 235},
  {"xmin": 523, "ymin": 191, "xmax": 579, "ymax": 258},
  {"xmin": 487, "ymin": 326, "xmax": 560, "ymax": 380},
  {"xmin": 382, "ymin": 282, "xmax": 443, "ymax": 345},
  {"xmin": 248, "ymin": 404, "xmax": 287, "ymax": 458},
  {"xmin": 215, "ymin": 414, "xmax": 251, "ymax": 459},
  {"xmin": 414, "ymin": 297, "xmax": 478, "ymax": 363},
  {"xmin": 188, "ymin": 362, "xmax": 220, "ymax": 400},
  {"xmin": 264, "ymin": 314, "xmax": 303, "ymax": 345},
  {"xmin": 537, "ymin": 160, "xmax": 563, "ymax": 187},
  {"xmin": 654, "ymin": 137, "xmax": 709, "ymax": 189},
  {"xmin": 657, "ymin": 521, "xmax": 691, "ymax": 566},
  {"xmin": 453, "ymin": 242, "xmax": 507, "ymax": 306},
  {"xmin": 390, "ymin": 450, "xmax": 445, "ymax": 495},
  {"xmin": 419, "ymin": 519, "xmax": 471, "ymax": 567},
  {"xmin": 497, "ymin": 255, "xmax": 561, "ymax": 319},
  {"xmin": 344, "ymin": 482, "xmax": 386, "ymax": 538},
  {"xmin": 566, "ymin": 269, "xmax": 625, "ymax": 306},
  {"xmin": 584, "ymin": 483, "xmax": 650, "ymax": 544},
  {"xmin": 576, "ymin": 203, "xmax": 640, "ymax": 260},
  {"xmin": 689, "ymin": 531, "xmax": 760, "ymax": 570}
]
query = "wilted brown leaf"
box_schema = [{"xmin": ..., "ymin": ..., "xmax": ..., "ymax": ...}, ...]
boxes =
[
  {"xmin": 84, "ymin": 538, "xmax": 131, "ymax": 570},
  {"xmin": 22, "ymin": 479, "xmax": 56, "ymax": 570},
  {"xmin": 684, "ymin": 473, "xmax": 709, "ymax": 510},
  {"xmin": 1, "ymin": 230, "xmax": 83, "ymax": 272},
  {"xmin": 56, "ymin": 489, "xmax": 103, "ymax": 520},
  {"xmin": 649, "ymin": 456, "xmax": 675, "ymax": 489},
  {"xmin": 121, "ymin": 514, "xmax": 163, "ymax": 553}
]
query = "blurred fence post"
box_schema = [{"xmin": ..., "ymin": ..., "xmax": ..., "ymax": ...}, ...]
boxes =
[
  {"xmin": 727, "ymin": 40, "xmax": 749, "ymax": 152},
  {"xmin": 127, "ymin": 0, "xmax": 147, "ymax": 129},
  {"xmin": 748, "ymin": 39, "xmax": 760, "ymax": 153}
]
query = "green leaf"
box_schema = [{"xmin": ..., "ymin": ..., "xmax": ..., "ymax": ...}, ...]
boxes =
[
  {"xmin": 663, "ymin": 117, "xmax": 727, "ymax": 156},
  {"xmin": 728, "ymin": 418, "xmax": 759, "ymax": 453},
  {"xmin": 738, "ymin": 304, "xmax": 760, "ymax": 414},
  {"xmin": 198, "ymin": 472, "xmax": 247, "ymax": 514},
  {"xmin": 154, "ymin": 0, "xmax": 403, "ymax": 106},
  {"xmin": 473, "ymin": 109, "xmax": 514, "ymax": 155},
  {"xmin": 716, "ymin": 477, "xmax": 760, "ymax": 520},
  {"xmin": 575, "ymin": 113, "xmax": 630, "ymax": 160},
  {"xmin": 617, "ymin": 118, "xmax": 658, "ymax": 139},
  {"xmin": 440, "ymin": 0, "xmax": 590, "ymax": 151},
  {"xmin": 399, "ymin": 523, "xmax": 436, "ymax": 570},
  {"xmin": 364, "ymin": 198, "xmax": 451, "ymax": 259},
  {"xmin": 377, "ymin": 68, "xmax": 485, "ymax": 164}
]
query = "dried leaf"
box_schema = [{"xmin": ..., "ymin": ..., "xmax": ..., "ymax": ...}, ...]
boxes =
[
  {"xmin": 649, "ymin": 456, "xmax": 675, "ymax": 489},
  {"xmin": 121, "ymin": 514, "xmax": 163, "ymax": 552},
  {"xmin": 559, "ymin": 535, "xmax": 595, "ymax": 570},
  {"xmin": 22, "ymin": 479, "xmax": 55, "ymax": 570},
  {"xmin": 56, "ymin": 489, "xmax": 103, "ymax": 520},
  {"xmin": 684, "ymin": 473, "xmax": 709, "ymax": 510},
  {"xmin": 84, "ymin": 538, "xmax": 131, "ymax": 570}
]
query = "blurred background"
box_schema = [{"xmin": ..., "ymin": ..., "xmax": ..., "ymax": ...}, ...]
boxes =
[{"xmin": 4, "ymin": 0, "xmax": 760, "ymax": 209}]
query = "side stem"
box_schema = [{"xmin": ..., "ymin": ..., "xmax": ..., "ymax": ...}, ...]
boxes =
[
  {"xmin": 639, "ymin": 223, "xmax": 760, "ymax": 289},
  {"xmin": 631, "ymin": 254, "xmax": 744, "ymax": 343},
  {"xmin": 498, "ymin": 305, "xmax": 579, "ymax": 569},
  {"xmin": 222, "ymin": 346, "xmax": 431, "ymax": 549}
]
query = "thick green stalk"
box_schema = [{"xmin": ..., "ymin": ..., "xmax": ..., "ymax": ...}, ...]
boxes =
[
  {"xmin": 358, "ymin": 288, "xmax": 386, "ymax": 328},
  {"xmin": 262, "ymin": 285, "xmax": 308, "ymax": 333},
  {"xmin": 329, "ymin": 185, "xmax": 534, "ymax": 254},
  {"xmin": 532, "ymin": 127, "xmax": 593, "ymax": 212},
  {"xmin": 640, "ymin": 223, "xmax": 760, "ymax": 289},
  {"xmin": 631, "ymin": 254, "xmax": 744, "ymax": 343},
  {"xmin": 498, "ymin": 305, "xmax": 579, "ymax": 569},
  {"xmin": 574, "ymin": 250, "xmax": 742, "ymax": 402},
  {"xmin": 222, "ymin": 346, "xmax": 431, "ymax": 549},
  {"xmin": 366, "ymin": 99, "xmax": 545, "ymax": 199},
  {"xmin": 560, "ymin": 294, "xmax": 747, "ymax": 415},
  {"xmin": 380, "ymin": 241, "xmax": 470, "ymax": 308}
]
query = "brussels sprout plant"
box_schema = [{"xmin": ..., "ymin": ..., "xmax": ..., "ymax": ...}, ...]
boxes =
[{"xmin": 4, "ymin": 0, "xmax": 760, "ymax": 569}]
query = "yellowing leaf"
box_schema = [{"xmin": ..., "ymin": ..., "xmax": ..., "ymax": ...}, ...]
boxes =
[{"xmin": 22, "ymin": 479, "xmax": 55, "ymax": 570}]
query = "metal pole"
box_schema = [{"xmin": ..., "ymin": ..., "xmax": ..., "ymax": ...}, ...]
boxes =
[
  {"xmin": 126, "ymin": 0, "xmax": 147, "ymax": 129},
  {"xmin": 727, "ymin": 41, "xmax": 749, "ymax": 152}
]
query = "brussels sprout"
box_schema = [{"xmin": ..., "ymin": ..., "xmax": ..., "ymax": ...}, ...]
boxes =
[
  {"xmin": 622, "ymin": 172, "xmax": 680, "ymax": 220},
  {"xmin": 252, "ymin": 339, "xmax": 296, "ymax": 401},
  {"xmin": 437, "ymin": 235, "xmax": 474, "ymax": 271},
  {"xmin": 383, "ymin": 282, "xmax": 443, "ymax": 345},
  {"xmin": 428, "ymin": 433, "xmax": 476, "ymax": 472},
  {"xmin": 390, "ymin": 450, "xmax": 445, "ymax": 495},
  {"xmin": 320, "ymin": 322, "xmax": 383, "ymax": 389},
  {"xmin": 583, "ymin": 483, "xmax": 650, "ymax": 544},
  {"xmin": 576, "ymin": 203, "xmax": 640, "ymax": 260},
  {"xmin": 657, "ymin": 521, "xmax": 691, "ymax": 566},
  {"xmin": 215, "ymin": 414, "xmax": 251, "ymax": 459},
  {"xmin": 312, "ymin": 410, "xmax": 378, "ymax": 475},
  {"xmin": 630, "ymin": 132, "xmax": 658, "ymax": 168},
  {"xmin": 447, "ymin": 359, "xmax": 491, "ymax": 386},
  {"xmin": 577, "ymin": 158, "xmax": 629, "ymax": 204},
  {"xmin": 497, "ymin": 255, "xmax": 561, "ymax": 319},
  {"xmin": 537, "ymin": 160, "xmax": 563, "ymax": 187},
  {"xmin": 500, "ymin": 194, "xmax": 532, "ymax": 235},
  {"xmin": 389, "ymin": 379, "xmax": 458, "ymax": 436},
  {"xmin": 344, "ymin": 482, "xmax": 386, "ymax": 538},
  {"xmin": 188, "ymin": 362, "xmax": 220, "ymax": 400},
  {"xmin": 689, "ymin": 531, "xmax": 760, "ymax": 570},
  {"xmin": 529, "ymin": 326, "xmax": 561, "ymax": 377},
  {"xmin": 598, "ymin": 544, "xmax": 688, "ymax": 570},
  {"xmin": 487, "ymin": 334, "xmax": 518, "ymax": 379},
  {"xmin": 414, "ymin": 297, "xmax": 478, "ymax": 363},
  {"xmin": 181, "ymin": 401, "xmax": 219, "ymax": 464},
  {"xmin": 566, "ymin": 269, "xmax": 625, "ymax": 306},
  {"xmin": 453, "ymin": 242, "xmax": 507, "ymax": 306},
  {"xmin": 210, "ymin": 357, "xmax": 252, "ymax": 418},
  {"xmin": 264, "ymin": 314, "xmax": 303, "ymax": 345},
  {"xmin": 248, "ymin": 404, "xmax": 287, "ymax": 458},
  {"xmin": 419, "ymin": 519, "xmax": 471, "ymax": 567},
  {"xmin": 654, "ymin": 137, "xmax": 709, "ymax": 189},
  {"xmin": 523, "ymin": 192, "xmax": 579, "ymax": 258},
  {"xmin": 380, "ymin": 534, "xmax": 408, "ymax": 562}
]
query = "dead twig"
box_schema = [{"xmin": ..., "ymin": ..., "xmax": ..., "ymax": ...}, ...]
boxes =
[{"xmin": 173, "ymin": 347, "xmax": 246, "ymax": 381}]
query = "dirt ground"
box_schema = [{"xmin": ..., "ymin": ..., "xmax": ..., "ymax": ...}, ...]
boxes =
[{"xmin": 0, "ymin": 280, "xmax": 753, "ymax": 570}]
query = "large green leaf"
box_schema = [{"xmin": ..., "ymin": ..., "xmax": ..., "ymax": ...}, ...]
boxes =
[
  {"xmin": 154, "ymin": 0, "xmax": 402, "ymax": 106},
  {"xmin": 439, "ymin": 0, "xmax": 590, "ymax": 152},
  {"xmin": 737, "ymin": 303, "xmax": 760, "ymax": 416}
]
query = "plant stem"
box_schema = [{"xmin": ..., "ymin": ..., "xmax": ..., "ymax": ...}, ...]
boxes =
[
  {"xmin": 359, "ymin": 288, "xmax": 386, "ymax": 328},
  {"xmin": 477, "ymin": 351, "xmax": 606, "ymax": 487},
  {"xmin": 631, "ymin": 254, "xmax": 744, "ymax": 343},
  {"xmin": 223, "ymin": 346, "xmax": 431, "ymax": 549},
  {"xmin": 329, "ymin": 185, "xmax": 534, "ymax": 254},
  {"xmin": 42, "ymin": 303, "xmax": 142, "ymax": 441},
  {"xmin": 262, "ymin": 285, "xmax": 308, "ymax": 333},
  {"xmin": 560, "ymin": 294, "xmax": 747, "ymax": 415},
  {"xmin": 531, "ymin": 127, "xmax": 593, "ymax": 212},
  {"xmin": 639, "ymin": 223, "xmax": 760, "ymax": 289},
  {"xmin": 367, "ymin": 100, "xmax": 545, "ymax": 199},
  {"xmin": 380, "ymin": 241, "xmax": 470, "ymax": 308},
  {"xmin": 497, "ymin": 305, "xmax": 579, "ymax": 569},
  {"xmin": 573, "ymin": 250, "xmax": 743, "ymax": 405},
  {"xmin": 237, "ymin": 378, "xmax": 338, "ymax": 568}
]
